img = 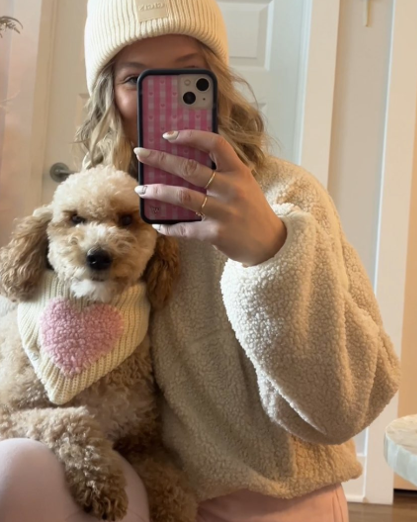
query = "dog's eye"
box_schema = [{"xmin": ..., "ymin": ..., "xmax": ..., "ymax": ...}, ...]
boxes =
[
  {"xmin": 119, "ymin": 215, "xmax": 133, "ymax": 227},
  {"xmin": 71, "ymin": 214, "xmax": 86, "ymax": 225}
]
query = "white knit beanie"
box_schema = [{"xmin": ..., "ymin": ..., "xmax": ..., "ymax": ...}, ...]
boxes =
[{"xmin": 85, "ymin": 0, "xmax": 229, "ymax": 94}]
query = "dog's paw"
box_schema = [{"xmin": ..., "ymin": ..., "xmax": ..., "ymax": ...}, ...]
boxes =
[
  {"xmin": 75, "ymin": 474, "xmax": 129, "ymax": 521},
  {"xmin": 67, "ymin": 458, "xmax": 128, "ymax": 521},
  {"xmin": 57, "ymin": 429, "xmax": 129, "ymax": 521},
  {"xmin": 82, "ymin": 482, "xmax": 129, "ymax": 521}
]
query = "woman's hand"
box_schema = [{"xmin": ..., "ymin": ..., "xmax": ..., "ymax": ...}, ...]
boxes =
[{"xmin": 134, "ymin": 130, "xmax": 287, "ymax": 267}]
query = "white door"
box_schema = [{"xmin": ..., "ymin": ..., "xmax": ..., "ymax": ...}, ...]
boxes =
[
  {"xmin": 219, "ymin": 0, "xmax": 309, "ymax": 163},
  {"xmin": 3, "ymin": 0, "xmax": 416, "ymax": 506}
]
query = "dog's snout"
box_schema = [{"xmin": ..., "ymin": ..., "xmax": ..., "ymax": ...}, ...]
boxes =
[{"xmin": 86, "ymin": 249, "xmax": 113, "ymax": 271}]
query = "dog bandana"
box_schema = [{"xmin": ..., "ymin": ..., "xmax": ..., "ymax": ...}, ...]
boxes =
[{"xmin": 18, "ymin": 271, "xmax": 150, "ymax": 405}]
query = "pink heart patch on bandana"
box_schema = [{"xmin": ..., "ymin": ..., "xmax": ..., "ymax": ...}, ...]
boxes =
[{"xmin": 39, "ymin": 298, "xmax": 124, "ymax": 378}]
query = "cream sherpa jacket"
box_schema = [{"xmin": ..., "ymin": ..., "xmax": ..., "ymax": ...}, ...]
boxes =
[{"xmin": 151, "ymin": 157, "xmax": 401, "ymax": 502}]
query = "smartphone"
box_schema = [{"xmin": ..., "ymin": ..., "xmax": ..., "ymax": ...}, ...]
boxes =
[{"xmin": 137, "ymin": 69, "xmax": 218, "ymax": 224}]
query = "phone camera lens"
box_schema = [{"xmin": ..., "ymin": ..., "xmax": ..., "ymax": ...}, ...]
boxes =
[
  {"xmin": 196, "ymin": 78, "xmax": 210, "ymax": 92},
  {"xmin": 183, "ymin": 92, "xmax": 196, "ymax": 105}
]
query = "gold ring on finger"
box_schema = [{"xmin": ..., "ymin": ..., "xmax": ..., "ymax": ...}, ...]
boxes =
[
  {"xmin": 204, "ymin": 170, "xmax": 217, "ymax": 191},
  {"xmin": 196, "ymin": 195, "xmax": 209, "ymax": 218}
]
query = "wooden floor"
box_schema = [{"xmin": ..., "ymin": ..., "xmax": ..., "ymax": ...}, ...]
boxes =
[{"xmin": 348, "ymin": 491, "xmax": 417, "ymax": 521}]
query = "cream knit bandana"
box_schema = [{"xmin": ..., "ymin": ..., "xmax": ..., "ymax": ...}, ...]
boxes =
[{"xmin": 18, "ymin": 271, "xmax": 150, "ymax": 405}]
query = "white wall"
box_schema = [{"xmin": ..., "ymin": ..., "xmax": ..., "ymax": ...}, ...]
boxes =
[
  {"xmin": 0, "ymin": 0, "xmax": 54, "ymax": 245},
  {"xmin": 0, "ymin": 0, "xmax": 40, "ymax": 240},
  {"xmin": 328, "ymin": 0, "xmax": 394, "ymax": 280}
]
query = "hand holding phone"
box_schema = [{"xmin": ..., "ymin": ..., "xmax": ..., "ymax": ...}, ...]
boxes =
[{"xmin": 137, "ymin": 69, "xmax": 218, "ymax": 224}]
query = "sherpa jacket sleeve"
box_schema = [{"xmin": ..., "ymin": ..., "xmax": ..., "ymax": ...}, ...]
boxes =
[{"xmin": 220, "ymin": 159, "xmax": 401, "ymax": 446}]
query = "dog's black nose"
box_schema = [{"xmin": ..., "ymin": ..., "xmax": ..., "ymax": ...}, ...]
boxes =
[{"xmin": 86, "ymin": 249, "xmax": 113, "ymax": 271}]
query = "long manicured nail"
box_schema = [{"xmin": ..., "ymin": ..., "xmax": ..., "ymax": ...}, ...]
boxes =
[
  {"xmin": 152, "ymin": 224, "xmax": 162, "ymax": 231},
  {"xmin": 134, "ymin": 147, "xmax": 151, "ymax": 158},
  {"xmin": 163, "ymin": 131, "xmax": 179, "ymax": 141},
  {"xmin": 135, "ymin": 185, "xmax": 147, "ymax": 195}
]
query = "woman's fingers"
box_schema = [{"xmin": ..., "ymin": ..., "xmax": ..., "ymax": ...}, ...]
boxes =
[
  {"xmin": 135, "ymin": 184, "xmax": 225, "ymax": 219},
  {"xmin": 162, "ymin": 130, "xmax": 242, "ymax": 172},
  {"xmin": 135, "ymin": 147, "xmax": 217, "ymax": 190},
  {"xmin": 151, "ymin": 221, "xmax": 219, "ymax": 242}
]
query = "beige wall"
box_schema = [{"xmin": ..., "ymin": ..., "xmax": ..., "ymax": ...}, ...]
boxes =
[
  {"xmin": 395, "ymin": 100, "xmax": 417, "ymax": 491},
  {"xmin": 0, "ymin": 0, "xmax": 13, "ymax": 174}
]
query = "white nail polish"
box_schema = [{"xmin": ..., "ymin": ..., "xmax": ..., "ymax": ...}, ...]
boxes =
[
  {"xmin": 152, "ymin": 224, "xmax": 162, "ymax": 231},
  {"xmin": 163, "ymin": 131, "xmax": 179, "ymax": 141},
  {"xmin": 134, "ymin": 147, "xmax": 151, "ymax": 158},
  {"xmin": 135, "ymin": 186, "xmax": 147, "ymax": 195}
]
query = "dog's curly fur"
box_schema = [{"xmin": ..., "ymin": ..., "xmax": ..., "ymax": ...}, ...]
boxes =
[{"xmin": 0, "ymin": 166, "xmax": 196, "ymax": 521}]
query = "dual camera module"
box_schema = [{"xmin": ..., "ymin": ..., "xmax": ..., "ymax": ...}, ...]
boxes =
[{"xmin": 183, "ymin": 78, "xmax": 210, "ymax": 105}]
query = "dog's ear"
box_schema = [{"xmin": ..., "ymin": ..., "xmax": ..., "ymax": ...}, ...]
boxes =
[
  {"xmin": 144, "ymin": 235, "xmax": 180, "ymax": 310},
  {"xmin": 0, "ymin": 205, "xmax": 52, "ymax": 301}
]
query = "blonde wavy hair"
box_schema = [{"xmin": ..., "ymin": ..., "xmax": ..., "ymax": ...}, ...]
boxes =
[{"xmin": 75, "ymin": 44, "xmax": 270, "ymax": 175}]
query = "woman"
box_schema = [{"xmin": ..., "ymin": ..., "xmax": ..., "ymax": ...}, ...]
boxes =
[{"xmin": 0, "ymin": 0, "xmax": 400, "ymax": 521}]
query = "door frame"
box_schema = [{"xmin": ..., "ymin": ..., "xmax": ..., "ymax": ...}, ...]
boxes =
[
  {"xmin": 364, "ymin": 0, "xmax": 417, "ymax": 504},
  {"xmin": 296, "ymin": 0, "xmax": 340, "ymax": 189}
]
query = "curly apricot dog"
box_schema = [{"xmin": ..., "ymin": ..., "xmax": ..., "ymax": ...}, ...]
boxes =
[{"xmin": 0, "ymin": 166, "xmax": 196, "ymax": 522}]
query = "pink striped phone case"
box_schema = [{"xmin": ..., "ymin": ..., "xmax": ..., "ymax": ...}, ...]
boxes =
[{"xmin": 138, "ymin": 70, "xmax": 218, "ymax": 224}]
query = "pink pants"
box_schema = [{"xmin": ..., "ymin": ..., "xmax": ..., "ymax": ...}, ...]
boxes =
[{"xmin": 0, "ymin": 439, "xmax": 349, "ymax": 521}]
